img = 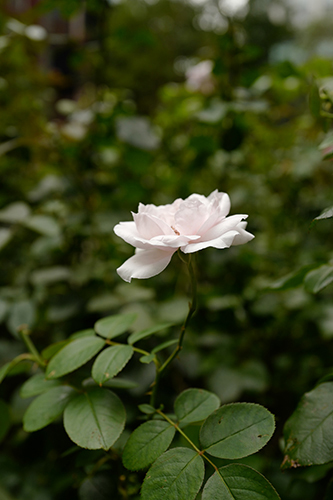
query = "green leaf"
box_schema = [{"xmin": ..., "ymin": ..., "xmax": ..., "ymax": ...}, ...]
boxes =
[
  {"xmin": 269, "ymin": 265, "xmax": 316, "ymax": 291},
  {"xmin": 30, "ymin": 266, "xmax": 72, "ymax": 286},
  {"xmin": 24, "ymin": 215, "xmax": 61, "ymax": 237},
  {"xmin": 0, "ymin": 362, "xmax": 12, "ymax": 383},
  {"xmin": 41, "ymin": 340, "xmax": 70, "ymax": 360},
  {"xmin": 128, "ymin": 322, "xmax": 174, "ymax": 345},
  {"xmin": 46, "ymin": 336, "xmax": 105, "ymax": 379},
  {"xmin": 151, "ymin": 339, "xmax": 178, "ymax": 354},
  {"xmin": 94, "ymin": 313, "xmax": 137, "ymax": 339},
  {"xmin": 141, "ymin": 447, "xmax": 205, "ymax": 500},
  {"xmin": 202, "ymin": 464, "xmax": 281, "ymax": 500},
  {"xmin": 69, "ymin": 329, "xmax": 95, "ymax": 340},
  {"xmin": 138, "ymin": 404, "xmax": 156, "ymax": 415},
  {"xmin": 200, "ymin": 403, "xmax": 275, "ymax": 459},
  {"xmin": 0, "ymin": 228, "xmax": 13, "ymax": 250},
  {"xmin": 0, "ymin": 399, "xmax": 11, "ymax": 442},
  {"xmin": 20, "ymin": 373, "xmax": 61, "ymax": 398},
  {"xmin": 92, "ymin": 345, "xmax": 134, "ymax": 385},
  {"xmin": 283, "ymin": 382, "xmax": 333, "ymax": 468},
  {"xmin": 63, "ymin": 387, "xmax": 126, "ymax": 450},
  {"xmin": 174, "ymin": 388, "xmax": 220, "ymax": 426},
  {"xmin": 139, "ymin": 353, "xmax": 155, "ymax": 364},
  {"xmin": 23, "ymin": 386, "xmax": 76, "ymax": 432},
  {"xmin": 304, "ymin": 264, "xmax": 333, "ymax": 293},
  {"xmin": 122, "ymin": 420, "xmax": 176, "ymax": 470},
  {"xmin": 102, "ymin": 378, "xmax": 138, "ymax": 390},
  {"xmin": 315, "ymin": 206, "xmax": 333, "ymax": 221},
  {"xmin": 0, "ymin": 202, "xmax": 31, "ymax": 223},
  {"xmin": 0, "ymin": 355, "xmax": 34, "ymax": 383}
]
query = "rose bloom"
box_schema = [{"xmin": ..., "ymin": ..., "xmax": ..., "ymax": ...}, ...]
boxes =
[{"xmin": 114, "ymin": 190, "xmax": 254, "ymax": 282}]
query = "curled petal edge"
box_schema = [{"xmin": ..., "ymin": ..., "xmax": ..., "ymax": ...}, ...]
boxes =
[{"xmin": 116, "ymin": 248, "xmax": 176, "ymax": 283}]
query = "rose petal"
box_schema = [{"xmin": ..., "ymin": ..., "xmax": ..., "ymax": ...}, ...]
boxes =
[
  {"xmin": 208, "ymin": 190, "xmax": 231, "ymax": 216},
  {"xmin": 114, "ymin": 221, "xmax": 150, "ymax": 249},
  {"xmin": 232, "ymin": 221, "xmax": 255, "ymax": 245},
  {"xmin": 200, "ymin": 214, "xmax": 248, "ymax": 241},
  {"xmin": 139, "ymin": 200, "xmax": 182, "ymax": 225},
  {"xmin": 174, "ymin": 198, "xmax": 209, "ymax": 234},
  {"xmin": 114, "ymin": 191, "xmax": 254, "ymax": 282},
  {"xmin": 150, "ymin": 233, "xmax": 200, "ymax": 248},
  {"xmin": 133, "ymin": 213, "xmax": 173, "ymax": 239},
  {"xmin": 116, "ymin": 248, "xmax": 176, "ymax": 282},
  {"xmin": 181, "ymin": 230, "xmax": 240, "ymax": 253}
]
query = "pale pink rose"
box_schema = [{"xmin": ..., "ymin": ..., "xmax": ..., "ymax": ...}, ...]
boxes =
[{"xmin": 114, "ymin": 190, "xmax": 254, "ymax": 282}]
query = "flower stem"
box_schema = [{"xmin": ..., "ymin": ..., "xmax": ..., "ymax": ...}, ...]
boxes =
[
  {"xmin": 150, "ymin": 252, "xmax": 197, "ymax": 407},
  {"xmin": 19, "ymin": 329, "xmax": 46, "ymax": 368}
]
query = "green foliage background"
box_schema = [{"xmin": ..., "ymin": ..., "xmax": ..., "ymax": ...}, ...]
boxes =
[{"xmin": 1, "ymin": 0, "xmax": 333, "ymax": 498}]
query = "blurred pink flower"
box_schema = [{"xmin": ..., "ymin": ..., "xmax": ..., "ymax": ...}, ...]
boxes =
[
  {"xmin": 114, "ymin": 190, "xmax": 254, "ymax": 282},
  {"xmin": 185, "ymin": 60, "xmax": 216, "ymax": 95}
]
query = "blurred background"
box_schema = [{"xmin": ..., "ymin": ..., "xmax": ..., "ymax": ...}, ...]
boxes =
[{"xmin": 1, "ymin": 0, "xmax": 333, "ymax": 498}]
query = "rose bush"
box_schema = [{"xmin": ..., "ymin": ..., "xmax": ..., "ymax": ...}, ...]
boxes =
[{"xmin": 114, "ymin": 190, "xmax": 254, "ymax": 282}]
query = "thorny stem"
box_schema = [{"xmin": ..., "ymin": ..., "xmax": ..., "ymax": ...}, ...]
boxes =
[
  {"xmin": 157, "ymin": 409, "xmax": 218, "ymax": 472},
  {"xmin": 19, "ymin": 328, "xmax": 46, "ymax": 368},
  {"xmin": 150, "ymin": 252, "xmax": 197, "ymax": 407}
]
